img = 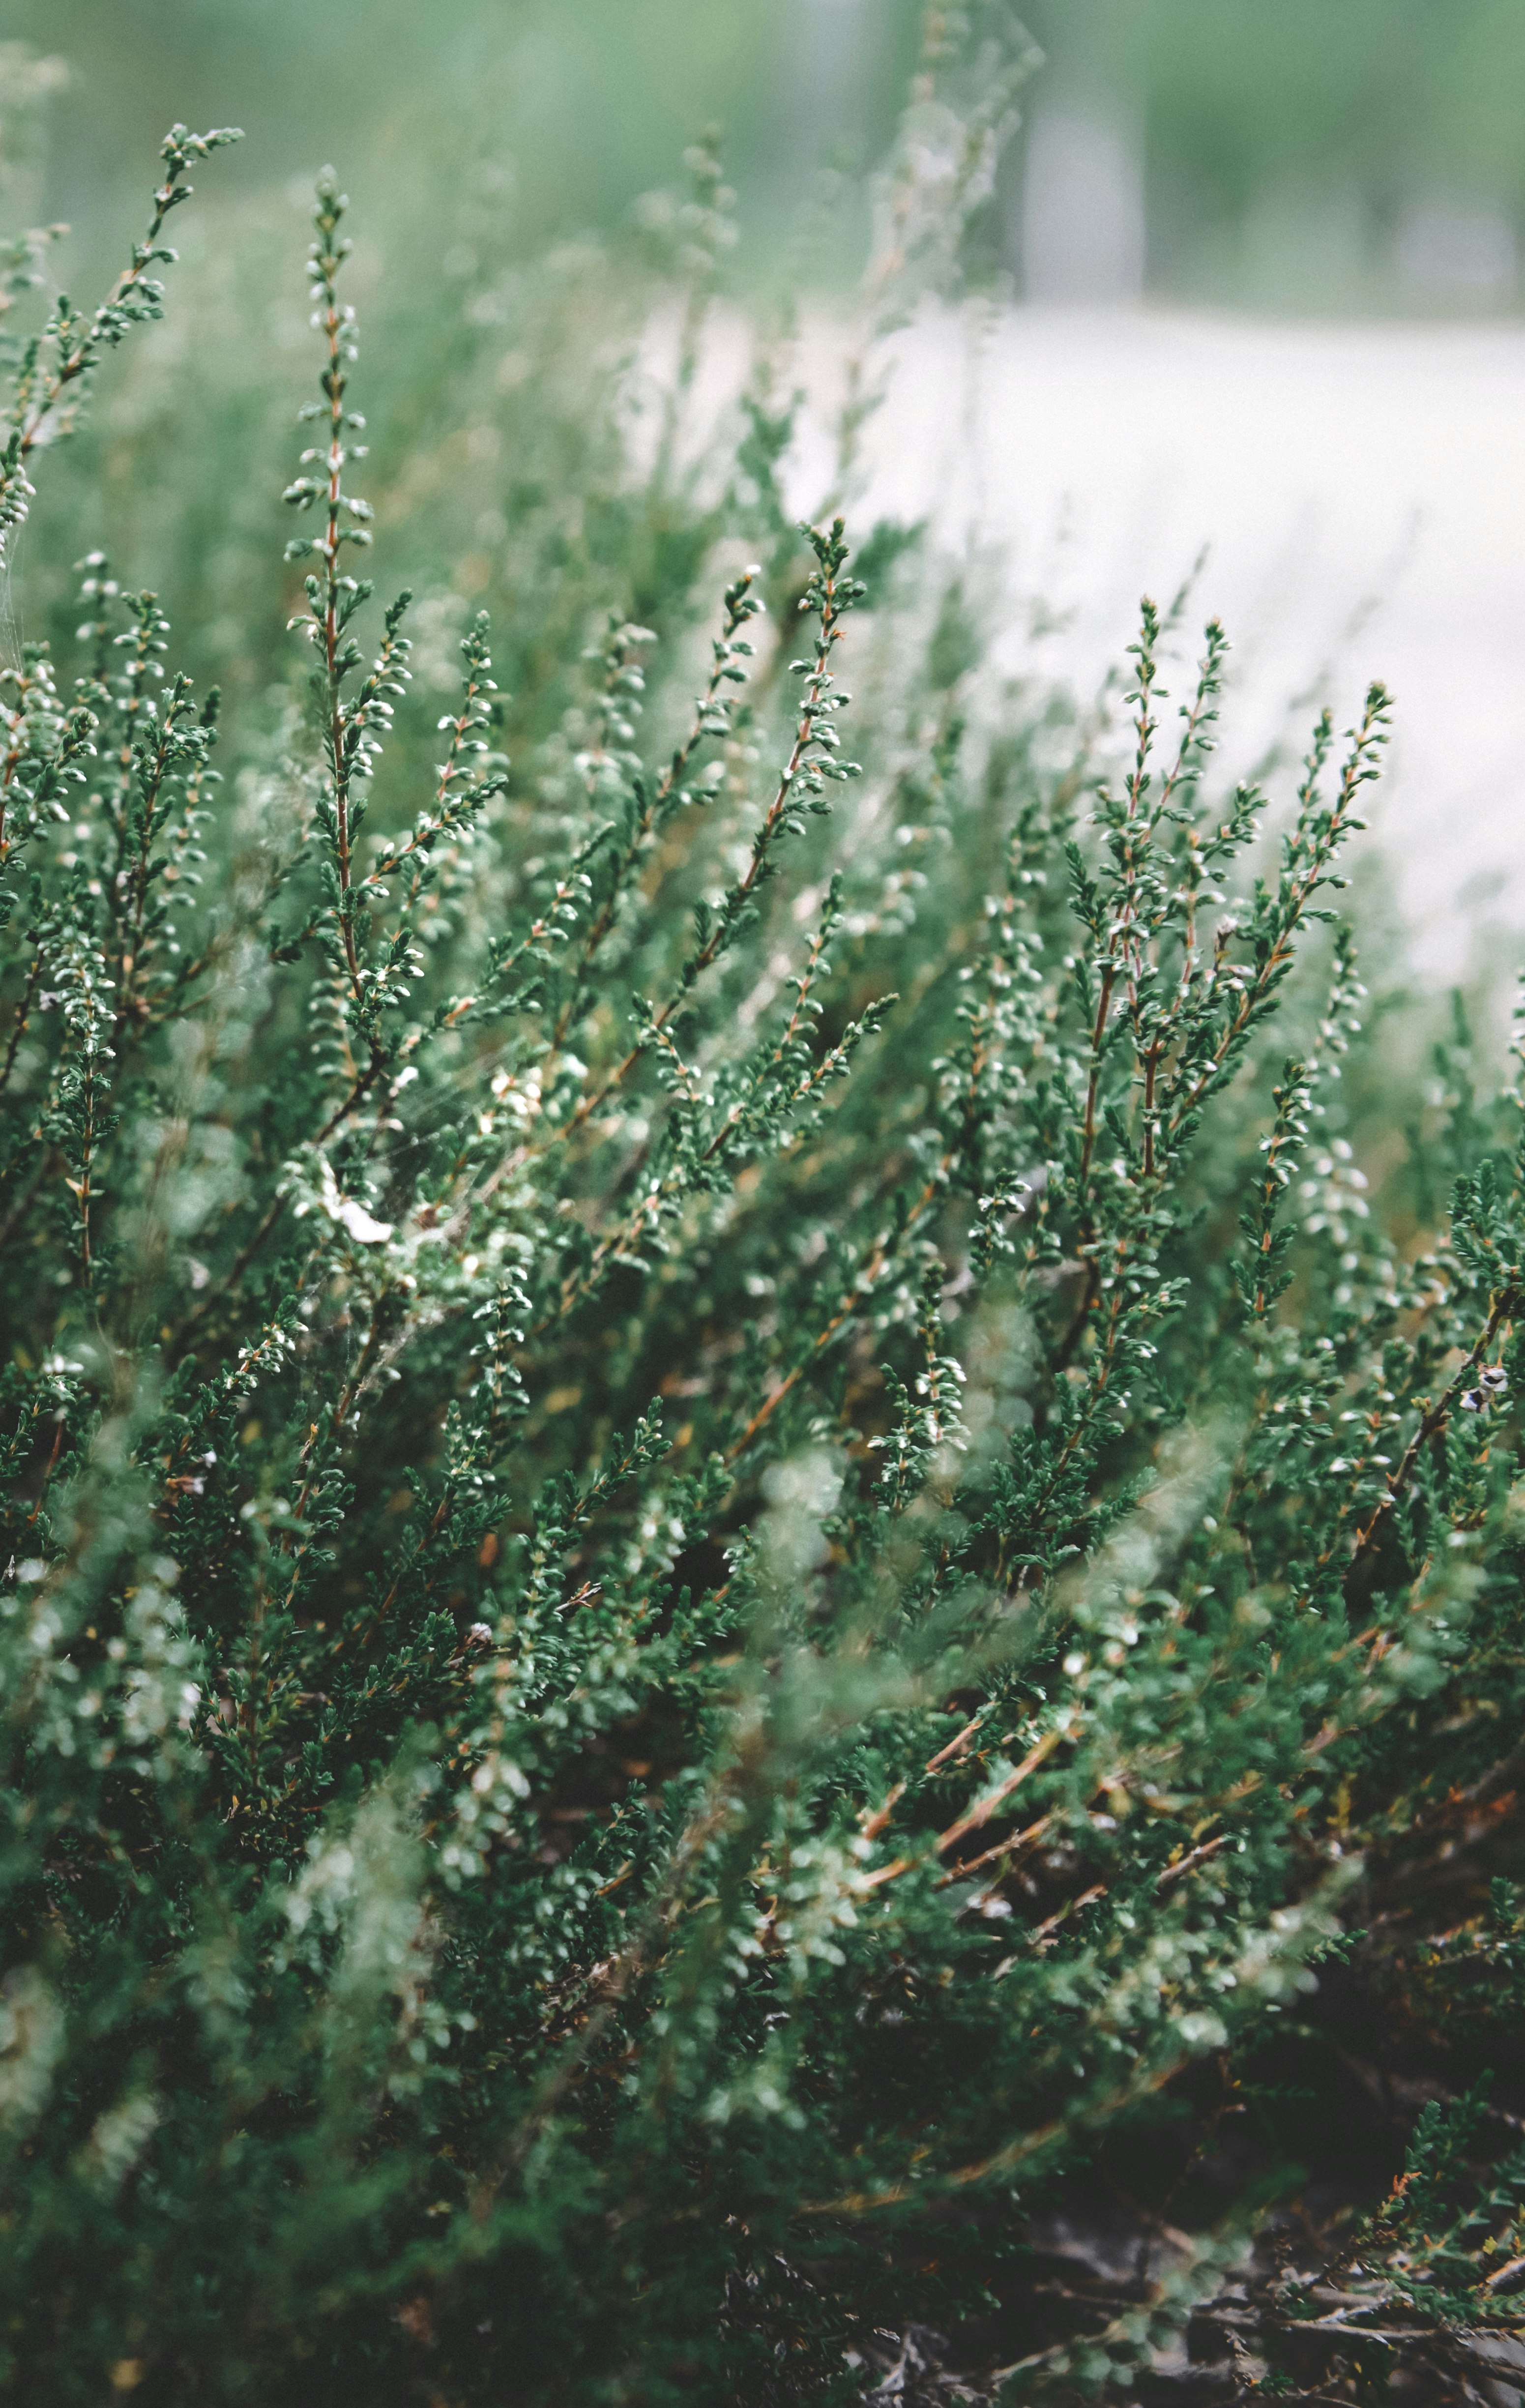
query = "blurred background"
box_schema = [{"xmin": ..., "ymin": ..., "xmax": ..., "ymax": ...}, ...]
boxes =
[
  {"xmin": 13, "ymin": 0, "xmax": 1525, "ymax": 313},
  {"xmin": 3, "ymin": 0, "xmax": 1523, "ymax": 967}
]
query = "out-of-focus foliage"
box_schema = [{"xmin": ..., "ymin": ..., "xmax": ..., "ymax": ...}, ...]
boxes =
[
  {"xmin": 1023, "ymin": 0, "xmax": 1525, "ymax": 310},
  {"xmin": 2, "ymin": 14, "xmax": 1525, "ymax": 2407},
  {"xmin": 8, "ymin": 0, "xmax": 1524, "ymax": 318},
  {"xmin": 1025, "ymin": 0, "xmax": 1525, "ymax": 209}
]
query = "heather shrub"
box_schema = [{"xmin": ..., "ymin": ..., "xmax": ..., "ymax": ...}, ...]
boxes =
[{"xmin": 3, "ymin": 18, "xmax": 1525, "ymax": 2405}]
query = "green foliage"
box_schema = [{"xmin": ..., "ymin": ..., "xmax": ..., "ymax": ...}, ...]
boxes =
[{"xmin": 1, "ymin": 21, "xmax": 1524, "ymax": 2406}]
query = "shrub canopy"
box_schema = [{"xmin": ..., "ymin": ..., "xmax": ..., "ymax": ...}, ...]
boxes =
[{"xmin": 2, "ymin": 23, "xmax": 1525, "ymax": 2405}]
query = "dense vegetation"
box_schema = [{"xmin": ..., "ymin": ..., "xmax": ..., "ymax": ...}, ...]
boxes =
[{"xmin": 2, "ymin": 14, "xmax": 1524, "ymax": 2403}]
